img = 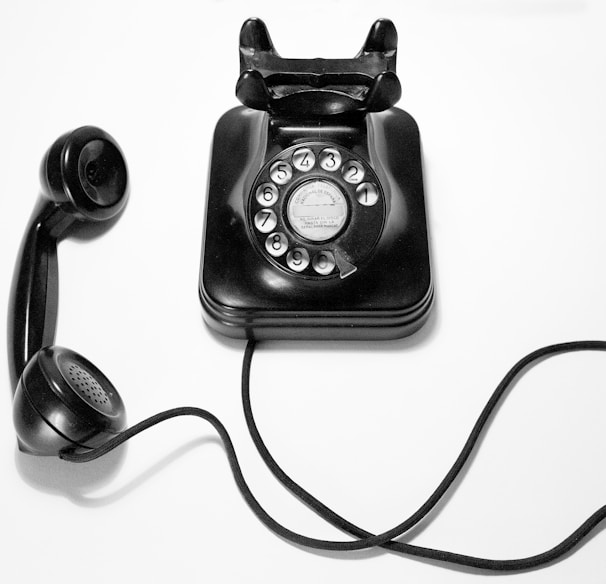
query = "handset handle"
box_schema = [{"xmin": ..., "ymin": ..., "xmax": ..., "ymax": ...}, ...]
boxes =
[{"xmin": 7, "ymin": 198, "xmax": 74, "ymax": 392}]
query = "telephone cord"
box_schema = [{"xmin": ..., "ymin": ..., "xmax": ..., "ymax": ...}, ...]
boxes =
[{"xmin": 61, "ymin": 339, "xmax": 606, "ymax": 571}]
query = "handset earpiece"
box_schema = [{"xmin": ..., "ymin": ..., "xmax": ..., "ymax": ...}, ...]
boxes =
[
  {"xmin": 8, "ymin": 126, "xmax": 128, "ymax": 455},
  {"xmin": 41, "ymin": 125, "xmax": 128, "ymax": 222},
  {"xmin": 8, "ymin": 126, "xmax": 128, "ymax": 391}
]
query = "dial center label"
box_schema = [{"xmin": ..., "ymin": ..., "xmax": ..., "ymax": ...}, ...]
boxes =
[{"xmin": 287, "ymin": 180, "xmax": 348, "ymax": 242}]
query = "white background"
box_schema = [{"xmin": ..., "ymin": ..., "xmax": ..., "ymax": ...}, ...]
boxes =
[{"xmin": 2, "ymin": 0, "xmax": 606, "ymax": 581}]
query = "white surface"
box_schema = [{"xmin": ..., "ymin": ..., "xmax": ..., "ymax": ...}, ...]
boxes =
[{"xmin": 2, "ymin": 0, "xmax": 606, "ymax": 582}]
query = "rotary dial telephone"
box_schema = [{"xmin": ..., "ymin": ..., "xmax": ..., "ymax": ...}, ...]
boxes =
[{"xmin": 199, "ymin": 18, "xmax": 433, "ymax": 340}]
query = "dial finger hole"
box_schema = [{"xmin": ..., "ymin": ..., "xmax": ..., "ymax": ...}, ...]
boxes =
[
  {"xmin": 254, "ymin": 209, "xmax": 277, "ymax": 233},
  {"xmin": 286, "ymin": 247, "xmax": 310, "ymax": 272},
  {"xmin": 312, "ymin": 251, "xmax": 336, "ymax": 275},
  {"xmin": 270, "ymin": 161, "xmax": 293, "ymax": 185},
  {"xmin": 265, "ymin": 232, "xmax": 288, "ymax": 257},
  {"xmin": 356, "ymin": 182, "xmax": 379, "ymax": 206},
  {"xmin": 319, "ymin": 148, "xmax": 342, "ymax": 172},
  {"xmin": 256, "ymin": 183, "xmax": 279, "ymax": 206},
  {"xmin": 292, "ymin": 148, "xmax": 315, "ymax": 172},
  {"xmin": 342, "ymin": 160, "xmax": 365, "ymax": 184}
]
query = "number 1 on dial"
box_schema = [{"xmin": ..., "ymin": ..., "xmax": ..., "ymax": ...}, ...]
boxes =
[{"xmin": 356, "ymin": 182, "xmax": 378, "ymax": 206}]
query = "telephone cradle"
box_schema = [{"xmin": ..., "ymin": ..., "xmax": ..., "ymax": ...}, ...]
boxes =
[{"xmin": 199, "ymin": 18, "xmax": 433, "ymax": 340}]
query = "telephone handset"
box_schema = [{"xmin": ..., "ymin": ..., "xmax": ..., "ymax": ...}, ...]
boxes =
[{"xmin": 199, "ymin": 18, "xmax": 433, "ymax": 340}]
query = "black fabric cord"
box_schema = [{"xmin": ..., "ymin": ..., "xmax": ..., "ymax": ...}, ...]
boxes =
[{"xmin": 60, "ymin": 339, "xmax": 606, "ymax": 571}]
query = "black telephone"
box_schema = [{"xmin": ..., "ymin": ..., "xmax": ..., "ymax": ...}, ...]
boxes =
[{"xmin": 199, "ymin": 18, "xmax": 433, "ymax": 340}]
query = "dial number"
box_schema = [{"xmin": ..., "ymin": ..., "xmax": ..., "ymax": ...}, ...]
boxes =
[
  {"xmin": 286, "ymin": 247, "xmax": 310, "ymax": 272},
  {"xmin": 312, "ymin": 251, "xmax": 336, "ymax": 275},
  {"xmin": 256, "ymin": 183, "xmax": 279, "ymax": 207},
  {"xmin": 292, "ymin": 148, "xmax": 315, "ymax": 172},
  {"xmin": 319, "ymin": 148, "xmax": 342, "ymax": 172},
  {"xmin": 270, "ymin": 161, "xmax": 293, "ymax": 185},
  {"xmin": 342, "ymin": 161, "xmax": 365, "ymax": 184},
  {"xmin": 265, "ymin": 232, "xmax": 288, "ymax": 257},
  {"xmin": 254, "ymin": 209, "xmax": 277, "ymax": 233},
  {"xmin": 356, "ymin": 182, "xmax": 379, "ymax": 206}
]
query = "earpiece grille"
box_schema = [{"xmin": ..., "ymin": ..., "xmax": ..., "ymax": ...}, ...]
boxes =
[{"xmin": 65, "ymin": 361, "xmax": 113, "ymax": 414}]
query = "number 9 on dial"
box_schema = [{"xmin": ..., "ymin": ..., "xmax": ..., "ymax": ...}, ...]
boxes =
[{"xmin": 286, "ymin": 247, "xmax": 310, "ymax": 272}]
